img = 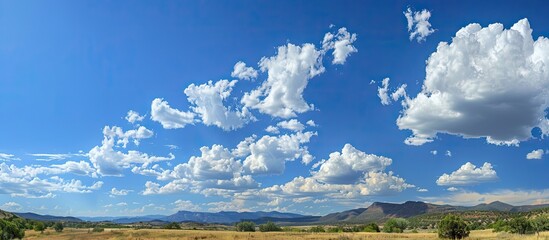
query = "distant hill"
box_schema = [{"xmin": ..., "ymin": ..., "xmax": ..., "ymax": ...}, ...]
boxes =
[
  {"xmin": 14, "ymin": 212, "xmax": 82, "ymax": 222},
  {"xmin": 163, "ymin": 211, "xmax": 306, "ymax": 224},
  {"xmin": 79, "ymin": 215, "xmax": 167, "ymax": 223},
  {"xmin": 300, "ymin": 201, "xmax": 549, "ymax": 225}
]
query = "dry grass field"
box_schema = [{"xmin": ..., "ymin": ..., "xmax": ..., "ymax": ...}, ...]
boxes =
[{"xmin": 23, "ymin": 228, "xmax": 549, "ymax": 240}]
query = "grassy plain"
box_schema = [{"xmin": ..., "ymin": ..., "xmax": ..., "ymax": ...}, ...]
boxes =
[{"xmin": 23, "ymin": 228, "xmax": 549, "ymax": 240}]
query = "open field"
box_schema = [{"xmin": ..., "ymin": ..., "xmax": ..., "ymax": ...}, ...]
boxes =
[{"xmin": 23, "ymin": 229, "xmax": 549, "ymax": 240}]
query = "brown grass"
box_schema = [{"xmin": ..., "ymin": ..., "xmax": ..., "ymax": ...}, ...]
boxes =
[{"xmin": 23, "ymin": 228, "xmax": 549, "ymax": 240}]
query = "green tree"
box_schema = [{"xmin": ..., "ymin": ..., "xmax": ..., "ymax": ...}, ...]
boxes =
[
  {"xmin": 531, "ymin": 215, "xmax": 549, "ymax": 236},
  {"xmin": 0, "ymin": 219, "xmax": 25, "ymax": 240},
  {"xmin": 259, "ymin": 221, "xmax": 282, "ymax": 232},
  {"xmin": 383, "ymin": 218, "xmax": 409, "ymax": 233},
  {"xmin": 491, "ymin": 219, "xmax": 509, "ymax": 232},
  {"xmin": 437, "ymin": 214, "xmax": 470, "ymax": 239},
  {"xmin": 363, "ymin": 223, "xmax": 380, "ymax": 232},
  {"xmin": 508, "ymin": 217, "xmax": 533, "ymax": 235},
  {"xmin": 33, "ymin": 221, "xmax": 46, "ymax": 233},
  {"xmin": 53, "ymin": 222, "xmax": 64, "ymax": 232},
  {"xmin": 235, "ymin": 221, "xmax": 255, "ymax": 232},
  {"xmin": 164, "ymin": 222, "xmax": 181, "ymax": 229}
]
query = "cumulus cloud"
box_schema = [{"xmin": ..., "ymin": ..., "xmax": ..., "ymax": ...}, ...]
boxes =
[
  {"xmin": 110, "ymin": 188, "xmax": 132, "ymax": 197},
  {"xmin": 0, "ymin": 163, "xmax": 103, "ymax": 198},
  {"xmin": 150, "ymin": 98, "xmax": 196, "ymax": 129},
  {"xmin": 258, "ymin": 144, "xmax": 414, "ymax": 202},
  {"xmin": 306, "ymin": 120, "xmax": 317, "ymax": 127},
  {"xmin": 526, "ymin": 149, "xmax": 545, "ymax": 159},
  {"xmin": 184, "ymin": 80, "xmax": 253, "ymax": 131},
  {"xmin": 404, "ymin": 8, "xmax": 435, "ymax": 42},
  {"xmin": 322, "ymin": 27, "xmax": 358, "ymax": 64},
  {"xmin": 313, "ymin": 144, "xmax": 392, "ymax": 184},
  {"xmin": 397, "ymin": 19, "xmax": 549, "ymax": 146},
  {"xmin": 265, "ymin": 125, "xmax": 279, "ymax": 134},
  {"xmin": 377, "ymin": 78, "xmax": 391, "ymax": 105},
  {"xmin": 277, "ymin": 119, "xmax": 305, "ymax": 132},
  {"xmin": 141, "ymin": 131, "xmax": 316, "ymax": 195},
  {"xmin": 377, "ymin": 78, "xmax": 408, "ymax": 106},
  {"xmin": 173, "ymin": 199, "xmax": 201, "ymax": 211},
  {"xmin": 241, "ymin": 131, "xmax": 316, "ymax": 174},
  {"xmin": 141, "ymin": 145, "xmax": 258, "ymax": 195},
  {"xmin": 88, "ymin": 126, "xmax": 174, "ymax": 176},
  {"xmin": 0, "ymin": 153, "xmax": 20, "ymax": 161},
  {"xmin": 125, "ymin": 110, "xmax": 145, "ymax": 124},
  {"xmin": 430, "ymin": 150, "xmax": 438, "ymax": 155},
  {"xmin": 241, "ymin": 43, "xmax": 325, "ymax": 118},
  {"xmin": 231, "ymin": 61, "xmax": 258, "ymax": 80},
  {"xmin": 436, "ymin": 162, "xmax": 498, "ymax": 186}
]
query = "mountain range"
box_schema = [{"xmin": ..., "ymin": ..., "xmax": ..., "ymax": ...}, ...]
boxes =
[{"xmin": 3, "ymin": 201, "xmax": 548, "ymax": 224}]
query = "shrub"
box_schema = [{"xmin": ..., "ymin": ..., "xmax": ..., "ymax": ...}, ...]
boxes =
[
  {"xmin": 53, "ymin": 222, "xmax": 64, "ymax": 232},
  {"xmin": 508, "ymin": 217, "xmax": 533, "ymax": 235},
  {"xmin": 235, "ymin": 221, "xmax": 255, "ymax": 232},
  {"xmin": 531, "ymin": 215, "xmax": 549, "ymax": 236},
  {"xmin": 383, "ymin": 218, "xmax": 409, "ymax": 233},
  {"xmin": 92, "ymin": 227, "xmax": 104, "ymax": 232},
  {"xmin": 164, "ymin": 222, "xmax": 181, "ymax": 229},
  {"xmin": 491, "ymin": 219, "xmax": 509, "ymax": 232},
  {"xmin": 363, "ymin": 223, "xmax": 380, "ymax": 232},
  {"xmin": 437, "ymin": 214, "xmax": 469, "ymax": 239},
  {"xmin": 33, "ymin": 222, "xmax": 46, "ymax": 233},
  {"xmin": 0, "ymin": 219, "xmax": 25, "ymax": 240},
  {"xmin": 259, "ymin": 221, "xmax": 282, "ymax": 232},
  {"xmin": 309, "ymin": 225, "xmax": 325, "ymax": 232}
]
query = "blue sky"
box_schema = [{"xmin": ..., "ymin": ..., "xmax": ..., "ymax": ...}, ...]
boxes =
[{"xmin": 0, "ymin": 0, "xmax": 548, "ymax": 217}]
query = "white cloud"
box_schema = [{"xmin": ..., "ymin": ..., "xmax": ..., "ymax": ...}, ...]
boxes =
[
  {"xmin": 430, "ymin": 150, "xmax": 438, "ymax": 155},
  {"xmin": 0, "ymin": 153, "xmax": 20, "ymax": 161},
  {"xmin": 446, "ymin": 150, "xmax": 452, "ymax": 157},
  {"xmin": 165, "ymin": 145, "xmax": 179, "ymax": 150},
  {"xmin": 322, "ymin": 27, "xmax": 358, "ymax": 64},
  {"xmin": 0, "ymin": 202, "xmax": 22, "ymax": 211},
  {"xmin": 150, "ymin": 98, "xmax": 196, "ymax": 129},
  {"xmin": 526, "ymin": 149, "xmax": 545, "ymax": 159},
  {"xmin": 241, "ymin": 43, "xmax": 325, "ymax": 118},
  {"xmin": 306, "ymin": 120, "xmax": 317, "ymax": 127},
  {"xmin": 397, "ymin": 19, "xmax": 549, "ymax": 146},
  {"xmin": 173, "ymin": 200, "xmax": 201, "ymax": 211},
  {"xmin": 110, "ymin": 188, "xmax": 132, "ymax": 197},
  {"xmin": 28, "ymin": 152, "xmax": 87, "ymax": 162},
  {"xmin": 265, "ymin": 125, "xmax": 279, "ymax": 134},
  {"xmin": 436, "ymin": 162, "xmax": 498, "ymax": 186},
  {"xmin": 184, "ymin": 80, "xmax": 253, "ymax": 131},
  {"xmin": 103, "ymin": 126, "xmax": 154, "ymax": 148},
  {"xmin": 231, "ymin": 61, "xmax": 258, "ymax": 80},
  {"xmin": 377, "ymin": 78, "xmax": 391, "ymax": 105},
  {"xmin": 257, "ymin": 144, "xmax": 413, "ymax": 202},
  {"xmin": 447, "ymin": 187, "xmax": 459, "ymax": 192},
  {"xmin": 242, "ymin": 132, "xmax": 316, "ymax": 174},
  {"xmin": 313, "ymin": 144, "xmax": 392, "ymax": 184},
  {"xmin": 421, "ymin": 189, "xmax": 549, "ymax": 206},
  {"xmin": 125, "ymin": 110, "xmax": 145, "ymax": 124},
  {"xmin": 0, "ymin": 163, "xmax": 103, "ymax": 198},
  {"xmin": 276, "ymin": 119, "xmax": 305, "ymax": 132},
  {"xmin": 404, "ymin": 8, "xmax": 435, "ymax": 42},
  {"xmin": 88, "ymin": 126, "xmax": 174, "ymax": 176},
  {"xmin": 141, "ymin": 145, "xmax": 258, "ymax": 195},
  {"xmin": 378, "ymin": 78, "xmax": 408, "ymax": 106},
  {"xmin": 417, "ymin": 188, "xmax": 428, "ymax": 192}
]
